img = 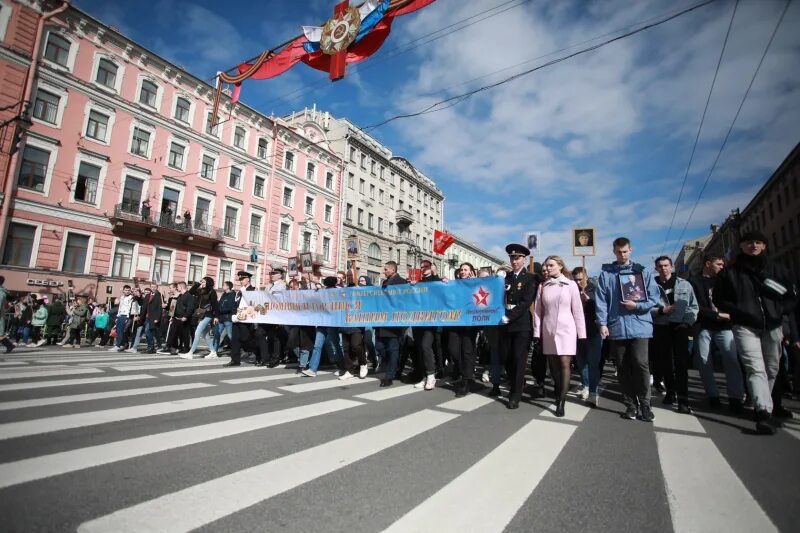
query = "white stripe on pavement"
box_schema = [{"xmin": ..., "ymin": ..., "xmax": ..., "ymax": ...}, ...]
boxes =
[
  {"xmin": 355, "ymin": 385, "xmax": 422, "ymax": 402},
  {"xmin": 539, "ymin": 400, "xmax": 592, "ymax": 422},
  {"xmin": 111, "ymin": 360, "xmax": 230, "ymax": 371},
  {"xmin": 0, "ymin": 374, "xmax": 155, "ymax": 392},
  {"xmin": 652, "ymin": 406, "xmax": 706, "ymax": 434},
  {"xmin": 0, "ymin": 383, "xmax": 215, "ymax": 411},
  {"xmin": 383, "ymin": 418, "xmax": 577, "ymax": 533},
  {"xmin": 436, "ymin": 394, "xmax": 495, "ymax": 413},
  {"xmin": 0, "ymin": 389, "xmax": 278, "ymax": 441},
  {"xmin": 221, "ymin": 371, "xmax": 331, "ymax": 385},
  {"xmin": 77, "ymin": 409, "xmax": 459, "ymax": 533},
  {"xmin": 0, "ymin": 364, "xmax": 70, "ymax": 372},
  {"xmin": 278, "ymin": 376, "xmax": 377, "ymax": 393},
  {"xmin": 0, "ymin": 368, "xmax": 103, "ymax": 381},
  {"xmin": 656, "ymin": 432, "xmax": 778, "ymax": 533},
  {"xmin": 0, "ymin": 361, "xmax": 29, "ymax": 366},
  {"xmin": 0, "ymin": 398, "xmax": 363, "ymax": 489},
  {"xmin": 41, "ymin": 355, "xmax": 171, "ymax": 364},
  {"xmin": 161, "ymin": 366, "xmax": 265, "ymax": 377}
]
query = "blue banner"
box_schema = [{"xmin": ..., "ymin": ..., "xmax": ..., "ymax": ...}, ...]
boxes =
[{"xmin": 235, "ymin": 277, "xmax": 504, "ymax": 328}]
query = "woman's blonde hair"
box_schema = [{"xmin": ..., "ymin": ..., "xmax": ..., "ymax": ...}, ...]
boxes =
[{"xmin": 544, "ymin": 255, "xmax": 571, "ymax": 278}]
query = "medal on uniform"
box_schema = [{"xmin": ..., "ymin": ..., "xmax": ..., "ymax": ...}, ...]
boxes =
[{"xmin": 517, "ymin": 282, "xmax": 522, "ymax": 290}]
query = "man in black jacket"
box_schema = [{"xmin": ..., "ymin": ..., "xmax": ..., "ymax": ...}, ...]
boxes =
[
  {"xmin": 376, "ymin": 261, "xmax": 407, "ymax": 387},
  {"xmin": 143, "ymin": 284, "xmax": 163, "ymax": 354},
  {"xmin": 713, "ymin": 231, "xmax": 797, "ymax": 434},
  {"xmin": 165, "ymin": 282, "xmax": 196, "ymax": 355},
  {"xmin": 224, "ymin": 271, "xmax": 264, "ymax": 367},
  {"xmin": 411, "ymin": 259, "xmax": 441, "ymax": 391},
  {"xmin": 502, "ymin": 243, "xmax": 537, "ymax": 409},
  {"xmin": 689, "ymin": 254, "xmax": 744, "ymax": 411}
]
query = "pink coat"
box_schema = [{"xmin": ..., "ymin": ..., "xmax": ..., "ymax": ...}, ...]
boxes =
[{"xmin": 534, "ymin": 276, "xmax": 586, "ymax": 355}]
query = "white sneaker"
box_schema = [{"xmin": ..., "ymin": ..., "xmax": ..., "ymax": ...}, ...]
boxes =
[
  {"xmin": 588, "ymin": 393, "xmax": 598, "ymax": 407},
  {"xmin": 156, "ymin": 349, "xmax": 171, "ymax": 354},
  {"xmin": 650, "ymin": 374, "xmax": 654, "ymax": 385},
  {"xmin": 414, "ymin": 379, "xmax": 426, "ymax": 389},
  {"xmin": 179, "ymin": 352, "xmax": 194, "ymax": 360},
  {"xmin": 424, "ymin": 375, "xmax": 436, "ymax": 391},
  {"xmin": 359, "ymin": 365, "xmax": 368, "ymax": 379},
  {"xmin": 35, "ymin": 339, "xmax": 47, "ymax": 347},
  {"xmin": 481, "ymin": 370, "xmax": 490, "ymax": 383},
  {"xmin": 339, "ymin": 371, "xmax": 355, "ymax": 380},
  {"xmin": 580, "ymin": 387, "xmax": 590, "ymax": 401},
  {"xmin": 108, "ymin": 346, "xmax": 121, "ymax": 352},
  {"xmin": 205, "ymin": 351, "xmax": 219, "ymax": 359},
  {"xmin": 125, "ymin": 348, "xmax": 137, "ymax": 354},
  {"xmin": 301, "ymin": 369, "xmax": 317, "ymax": 377}
]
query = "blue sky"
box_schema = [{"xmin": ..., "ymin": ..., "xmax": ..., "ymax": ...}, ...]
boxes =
[{"xmin": 74, "ymin": 0, "xmax": 800, "ymax": 271}]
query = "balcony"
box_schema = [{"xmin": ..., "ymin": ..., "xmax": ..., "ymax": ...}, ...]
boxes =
[
  {"xmin": 396, "ymin": 208, "xmax": 413, "ymax": 227},
  {"xmin": 109, "ymin": 203, "xmax": 225, "ymax": 246}
]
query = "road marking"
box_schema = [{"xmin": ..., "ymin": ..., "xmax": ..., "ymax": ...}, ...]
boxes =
[
  {"xmin": 278, "ymin": 376, "xmax": 377, "ymax": 393},
  {"xmin": 652, "ymin": 406, "xmax": 706, "ymax": 434},
  {"xmin": 77, "ymin": 409, "xmax": 458, "ymax": 533},
  {"xmin": 0, "ymin": 383, "xmax": 215, "ymax": 411},
  {"xmin": 161, "ymin": 366, "xmax": 265, "ymax": 377},
  {"xmin": 41, "ymin": 356, "xmax": 171, "ymax": 364},
  {"xmin": 0, "ymin": 398, "xmax": 363, "ymax": 489},
  {"xmin": 0, "ymin": 364, "xmax": 70, "ymax": 372},
  {"xmin": 656, "ymin": 432, "xmax": 778, "ymax": 533},
  {"xmin": 355, "ymin": 385, "xmax": 422, "ymax": 402},
  {"xmin": 0, "ymin": 374, "xmax": 156, "ymax": 392},
  {"xmin": 111, "ymin": 360, "xmax": 231, "ymax": 371},
  {"xmin": 221, "ymin": 371, "xmax": 331, "ymax": 385},
  {"xmin": 0, "ymin": 389, "xmax": 277, "ymax": 441},
  {"xmin": 436, "ymin": 394, "xmax": 495, "ymax": 413},
  {"xmin": 383, "ymin": 418, "xmax": 577, "ymax": 533},
  {"xmin": 0, "ymin": 361, "xmax": 29, "ymax": 366},
  {"xmin": 0, "ymin": 368, "xmax": 103, "ymax": 381},
  {"xmin": 539, "ymin": 400, "xmax": 591, "ymax": 422}
]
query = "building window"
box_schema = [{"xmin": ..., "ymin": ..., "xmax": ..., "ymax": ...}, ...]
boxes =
[
  {"xmin": 370, "ymin": 160, "xmax": 376, "ymax": 175},
  {"xmin": 324, "ymin": 204, "xmax": 332, "ymax": 223},
  {"xmin": 234, "ymin": 126, "xmax": 246, "ymax": 149},
  {"xmin": 389, "ymin": 222, "xmax": 394, "ymax": 236},
  {"xmin": 205, "ymin": 113, "xmax": 218, "ymax": 136},
  {"xmin": 349, "ymin": 147, "xmax": 356, "ymax": 162},
  {"xmin": 44, "ymin": 33, "xmax": 70, "ymax": 66},
  {"xmin": 249, "ymin": 214, "xmax": 262, "ymax": 244},
  {"xmin": 130, "ymin": 127, "xmax": 150, "ymax": 157},
  {"xmin": 368, "ymin": 243, "xmax": 381, "ymax": 263},
  {"xmin": 121, "ymin": 175, "xmax": 144, "ymax": 213},
  {"xmin": 306, "ymin": 162, "xmax": 315, "ymax": 180},
  {"xmin": 347, "ymin": 172, "xmax": 354, "ymax": 188},
  {"xmin": 257, "ymin": 138, "xmax": 268, "ymax": 158},
  {"xmin": 323, "ymin": 236, "xmax": 331, "ymax": 261},
  {"xmin": 195, "ymin": 197, "xmax": 211, "ymax": 229},
  {"xmin": 224, "ymin": 206, "xmax": 238, "ymax": 238},
  {"xmin": 17, "ymin": 145, "xmax": 49, "ymax": 192},
  {"xmin": 389, "ymin": 194, "xmax": 394, "ymax": 209},
  {"xmin": 360, "ymin": 154, "xmax": 366, "ymax": 169},
  {"xmin": 228, "ymin": 166, "xmax": 242, "ymax": 190},
  {"xmin": 168, "ymin": 142, "xmax": 185, "ymax": 169},
  {"xmin": 358, "ymin": 208, "xmax": 364, "ymax": 225},
  {"xmin": 370, "ymin": 184, "xmax": 375, "ymax": 199},
  {"xmin": 2, "ymin": 222, "xmax": 35, "ymax": 267},
  {"xmin": 139, "ymin": 80, "xmax": 158, "ymax": 107},
  {"xmin": 95, "ymin": 58, "xmax": 118, "ymax": 89},
  {"xmin": 200, "ymin": 154, "xmax": 216, "ymax": 180},
  {"xmin": 32, "ymin": 90, "xmax": 59, "ymax": 124},
  {"xmin": 378, "ymin": 217, "xmax": 383, "ymax": 232},
  {"xmin": 302, "ymin": 231, "xmax": 311, "ymax": 252},
  {"xmin": 187, "ymin": 254, "xmax": 204, "ymax": 282},
  {"xmin": 379, "ymin": 189, "xmax": 384, "ymax": 204},
  {"xmin": 152, "ymin": 248, "xmax": 171, "ymax": 283},
  {"xmin": 254, "ymin": 176, "xmax": 265, "ymax": 198},
  {"xmin": 346, "ymin": 203, "xmax": 353, "ymax": 221},
  {"xmin": 174, "ymin": 97, "xmax": 190, "ymax": 122},
  {"xmin": 74, "ymin": 161, "xmax": 100, "ymax": 204},
  {"xmin": 111, "ymin": 241, "xmax": 134, "ymax": 277},
  {"xmin": 284, "ymin": 151, "xmax": 294, "ymax": 171},
  {"xmin": 282, "ymin": 187, "xmax": 293, "ymax": 207},
  {"xmin": 305, "ymin": 196, "xmax": 314, "ymax": 216},
  {"xmin": 218, "ymin": 259, "xmax": 233, "ymax": 287},
  {"xmin": 368, "ymin": 213, "xmax": 374, "ymax": 230},
  {"xmin": 326, "ymin": 172, "xmax": 334, "ymax": 189},
  {"xmin": 279, "ymin": 223, "xmax": 290, "ymax": 251},
  {"xmin": 86, "ymin": 110, "xmax": 109, "ymax": 142},
  {"xmin": 62, "ymin": 233, "xmax": 90, "ymax": 273},
  {"xmin": 379, "ymin": 166, "xmax": 385, "ymax": 179},
  {"xmin": 359, "ymin": 179, "xmax": 365, "ymax": 194}
]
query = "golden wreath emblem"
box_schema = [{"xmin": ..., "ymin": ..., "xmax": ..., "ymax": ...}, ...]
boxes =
[{"xmin": 320, "ymin": 6, "xmax": 361, "ymax": 55}]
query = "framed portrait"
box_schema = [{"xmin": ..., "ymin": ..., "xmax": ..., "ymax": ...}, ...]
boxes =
[
  {"xmin": 573, "ymin": 227, "xmax": 596, "ymax": 257},
  {"xmin": 346, "ymin": 236, "xmax": 360, "ymax": 259},
  {"xmin": 288, "ymin": 256, "xmax": 299, "ymax": 276},
  {"xmin": 523, "ymin": 231, "xmax": 540, "ymax": 256},
  {"xmin": 299, "ymin": 253, "xmax": 312, "ymax": 272},
  {"xmin": 619, "ymin": 272, "xmax": 647, "ymax": 302}
]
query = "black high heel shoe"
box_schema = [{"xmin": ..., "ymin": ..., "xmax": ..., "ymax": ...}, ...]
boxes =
[{"xmin": 555, "ymin": 399, "xmax": 565, "ymax": 418}]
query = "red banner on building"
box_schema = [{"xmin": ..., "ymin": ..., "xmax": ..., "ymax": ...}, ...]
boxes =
[{"xmin": 433, "ymin": 229, "xmax": 455, "ymax": 255}]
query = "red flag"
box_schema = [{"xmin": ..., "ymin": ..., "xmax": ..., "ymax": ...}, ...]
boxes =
[{"xmin": 433, "ymin": 230, "xmax": 455, "ymax": 255}]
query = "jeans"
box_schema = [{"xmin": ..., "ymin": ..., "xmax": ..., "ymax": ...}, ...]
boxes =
[
  {"xmin": 114, "ymin": 315, "xmax": 129, "ymax": 348},
  {"xmin": 131, "ymin": 324, "xmax": 144, "ymax": 350},
  {"xmin": 214, "ymin": 321, "xmax": 233, "ymax": 351},
  {"xmin": 20, "ymin": 326, "xmax": 31, "ymax": 344},
  {"xmin": 145, "ymin": 321, "xmax": 158, "ymax": 351},
  {"xmin": 732, "ymin": 325, "xmax": 782, "ymax": 413},
  {"xmin": 610, "ymin": 337, "xmax": 650, "ymax": 408},
  {"xmin": 694, "ymin": 328, "xmax": 744, "ymax": 401},
  {"xmin": 190, "ymin": 316, "xmax": 215, "ymax": 353},
  {"xmin": 308, "ymin": 327, "xmax": 343, "ymax": 372},
  {"xmin": 376, "ymin": 336, "xmax": 401, "ymax": 380},
  {"xmin": 576, "ymin": 333, "xmax": 603, "ymax": 393}
]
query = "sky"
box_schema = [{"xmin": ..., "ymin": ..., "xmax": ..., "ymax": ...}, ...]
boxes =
[{"xmin": 73, "ymin": 0, "xmax": 800, "ymax": 272}]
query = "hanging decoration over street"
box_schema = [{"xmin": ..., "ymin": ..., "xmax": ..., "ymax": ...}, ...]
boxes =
[{"xmin": 211, "ymin": 0, "xmax": 437, "ymax": 127}]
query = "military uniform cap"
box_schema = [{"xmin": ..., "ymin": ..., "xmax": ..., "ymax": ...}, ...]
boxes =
[
  {"xmin": 236, "ymin": 270, "xmax": 253, "ymax": 279},
  {"xmin": 505, "ymin": 243, "xmax": 530, "ymax": 258},
  {"xmin": 270, "ymin": 267, "xmax": 286, "ymax": 275}
]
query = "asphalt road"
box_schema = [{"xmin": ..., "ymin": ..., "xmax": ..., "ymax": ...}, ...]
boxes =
[{"xmin": 0, "ymin": 344, "xmax": 797, "ymax": 532}]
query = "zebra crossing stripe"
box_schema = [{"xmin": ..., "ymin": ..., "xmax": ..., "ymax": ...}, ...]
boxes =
[
  {"xmin": 354, "ymin": 384, "xmax": 422, "ymax": 401},
  {"xmin": 651, "ymin": 406, "xmax": 706, "ymax": 434},
  {"xmin": 278, "ymin": 376, "xmax": 377, "ymax": 393},
  {"xmin": 0, "ymin": 368, "xmax": 103, "ymax": 381},
  {"xmin": 111, "ymin": 360, "xmax": 231, "ymax": 371},
  {"xmin": 435, "ymin": 394, "xmax": 494, "ymax": 413},
  {"xmin": 383, "ymin": 417, "xmax": 577, "ymax": 533},
  {"xmin": 0, "ymin": 398, "xmax": 363, "ymax": 489},
  {"xmin": 0, "ymin": 374, "xmax": 155, "ymax": 392},
  {"xmin": 0, "ymin": 383, "xmax": 215, "ymax": 411},
  {"xmin": 221, "ymin": 371, "xmax": 331, "ymax": 385},
  {"xmin": 656, "ymin": 432, "xmax": 778, "ymax": 532},
  {"xmin": 161, "ymin": 366, "xmax": 265, "ymax": 377},
  {"xmin": 37, "ymin": 355, "xmax": 170, "ymax": 364},
  {"xmin": 77, "ymin": 409, "xmax": 459, "ymax": 533},
  {"xmin": 0, "ymin": 361, "xmax": 29, "ymax": 366},
  {"xmin": 0, "ymin": 389, "xmax": 277, "ymax": 441}
]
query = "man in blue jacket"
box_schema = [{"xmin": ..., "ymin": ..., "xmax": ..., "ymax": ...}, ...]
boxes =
[{"xmin": 596, "ymin": 237, "xmax": 660, "ymax": 421}]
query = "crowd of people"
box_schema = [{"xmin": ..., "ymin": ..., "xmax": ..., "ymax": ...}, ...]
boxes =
[{"xmin": 0, "ymin": 230, "xmax": 797, "ymax": 434}]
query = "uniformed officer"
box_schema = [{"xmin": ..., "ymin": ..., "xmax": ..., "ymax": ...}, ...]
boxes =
[
  {"xmin": 224, "ymin": 271, "xmax": 266, "ymax": 367},
  {"xmin": 502, "ymin": 243, "xmax": 537, "ymax": 409},
  {"xmin": 264, "ymin": 267, "xmax": 288, "ymax": 367}
]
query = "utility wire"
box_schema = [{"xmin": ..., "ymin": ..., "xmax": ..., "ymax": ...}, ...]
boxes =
[
  {"xmin": 670, "ymin": 0, "xmax": 791, "ymax": 257},
  {"xmin": 660, "ymin": 0, "xmax": 739, "ymax": 255}
]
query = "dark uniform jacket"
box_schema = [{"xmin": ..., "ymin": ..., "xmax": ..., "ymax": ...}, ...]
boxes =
[
  {"xmin": 378, "ymin": 273, "xmax": 407, "ymax": 338},
  {"xmin": 504, "ymin": 269, "xmax": 537, "ymax": 332},
  {"xmin": 144, "ymin": 291, "xmax": 163, "ymax": 324},
  {"xmin": 173, "ymin": 292, "xmax": 197, "ymax": 320}
]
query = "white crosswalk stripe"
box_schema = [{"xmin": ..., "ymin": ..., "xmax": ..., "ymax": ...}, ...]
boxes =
[
  {"xmin": 0, "ymin": 374, "xmax": 155, "ymax": 392},
  {"xmin": 0, "ymin": 367, "xmax": 103, "ymax": 380}
]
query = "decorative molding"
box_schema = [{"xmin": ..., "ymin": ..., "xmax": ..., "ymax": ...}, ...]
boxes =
[{"xmin": 12, "ymin": 198, "xmax": 112, "ymax": 229}]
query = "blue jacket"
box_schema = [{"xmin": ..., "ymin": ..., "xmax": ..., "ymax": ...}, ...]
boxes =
[{"xmin": 595, "ymin": 261, "xmax": 659, "ymax": 339}]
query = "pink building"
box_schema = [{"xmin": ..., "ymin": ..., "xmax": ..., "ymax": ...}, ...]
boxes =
[{"xmin": 0, "ymin": 1, "xmax": 344, "ymax": 299}]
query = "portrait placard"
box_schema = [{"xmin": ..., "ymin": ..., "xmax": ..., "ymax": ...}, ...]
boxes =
[
  {"xmin": 619, "ymin": 272, "xmax": 647, "ymax": 302},
  {"xmin": 573, "ymin": 228, "xmax": 596, "ymax": 256}
]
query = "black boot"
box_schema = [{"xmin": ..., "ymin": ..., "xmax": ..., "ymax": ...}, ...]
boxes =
[
  {"xmin": 555, "ymin": 398, "xmax": 565, "ymax": 418},
  {"xmin": 1, "ymin": 337, "xmax": 15, "ymax": 353},
  {"xmin": 488, "ymin": 385, "xmax": 501, "ymax": 397},
  {"xmin": 455, "ymin": 379, "xmax": 469, "ymax": 397},
  {"xmin": 755, "ymin": 409, "xmax": 775, "ymax": 435}
]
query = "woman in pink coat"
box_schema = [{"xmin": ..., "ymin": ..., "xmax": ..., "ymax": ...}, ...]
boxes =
[{"xmin": 534, "ymin": 255, "xmax": 587, "ymax": 417}]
